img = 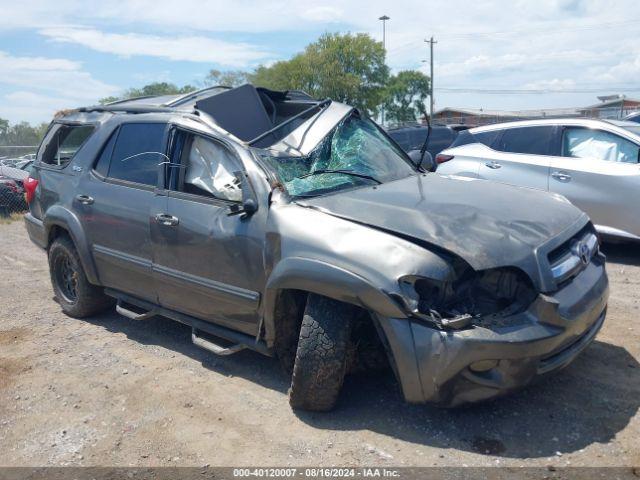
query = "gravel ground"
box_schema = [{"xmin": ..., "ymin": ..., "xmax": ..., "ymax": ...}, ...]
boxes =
[{"xmin": 0, "ymin": 219, "xmax": 639, "ymax": 468}]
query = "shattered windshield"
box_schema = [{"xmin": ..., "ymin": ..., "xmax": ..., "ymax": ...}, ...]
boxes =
[{"xmin": 264, "ymin": 113, "xmax": 416, "ymax": 197}]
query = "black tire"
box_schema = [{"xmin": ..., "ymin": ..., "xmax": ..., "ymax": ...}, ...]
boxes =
[
  {"xmin": 48, "ymin": 236, "xmax": 113, "ymax": 318},
  {"xmin": 289, "ymin": 294, "xmax": 355, "ymax": 412}
]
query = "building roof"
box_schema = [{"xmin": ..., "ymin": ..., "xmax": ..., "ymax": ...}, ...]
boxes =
[
  {"xmin": 433, "ymin": 106, "xmax": 581, "ymax": 118},
  {"xmin": 581, "ymin": 94, "xmax": 640, "ymax": 110}
]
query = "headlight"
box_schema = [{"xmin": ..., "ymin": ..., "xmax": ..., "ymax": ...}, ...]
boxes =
[{"xmin": 400, "ymin": 267, "xmax": 537, "ymax": 330}]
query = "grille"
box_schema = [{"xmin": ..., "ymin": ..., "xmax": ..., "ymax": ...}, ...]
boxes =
[{"xmin": 548, "ymin": 226, "xmax": 599, "ymax": 285}]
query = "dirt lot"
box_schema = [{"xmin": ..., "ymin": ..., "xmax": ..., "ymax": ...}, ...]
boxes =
[{"xmin": 0, "ymin": 219, "xmax": 639, "ymax": 468}]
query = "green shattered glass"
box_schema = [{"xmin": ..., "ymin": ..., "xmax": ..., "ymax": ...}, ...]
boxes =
[{"xmin": 265, "ymin": 113, "xmax": 414, "ymax": 197}]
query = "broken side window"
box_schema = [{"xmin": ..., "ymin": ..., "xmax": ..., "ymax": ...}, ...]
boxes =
[{"xmin": 173, "ymin": 133, "xmax": 242, "ymax": 202}]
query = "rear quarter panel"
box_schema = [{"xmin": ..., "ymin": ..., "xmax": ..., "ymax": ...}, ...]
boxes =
[{"xmin": 435, "ymin": 144, "xmax": 484, "ymax": 178}]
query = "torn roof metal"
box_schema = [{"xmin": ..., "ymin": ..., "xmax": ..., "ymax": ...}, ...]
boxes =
[{"xmin": 76, "ymin": 84, "xmax": 350, "ymax": 155}]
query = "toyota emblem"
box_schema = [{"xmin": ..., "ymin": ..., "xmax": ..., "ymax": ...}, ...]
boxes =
[{"xmin": 575, "ymin": 241, "xmax": 590, "ymax": 265}]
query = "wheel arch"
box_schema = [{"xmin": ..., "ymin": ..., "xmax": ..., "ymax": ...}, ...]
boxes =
[
  {"xmin": 262, "ymin": 257, "xmax": 407, "ymax": 348},
  {"xmin": 44, "ymin": 205, "xmax": 100, "ymax": 285}
]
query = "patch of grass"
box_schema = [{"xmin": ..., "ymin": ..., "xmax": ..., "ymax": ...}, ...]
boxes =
[{"xmin": 0, "ymin": 213, "xmax": 24, "ymax": 224}]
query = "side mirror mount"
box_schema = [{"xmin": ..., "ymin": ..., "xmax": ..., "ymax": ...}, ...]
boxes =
[
  {"xmin": 408, "ymin": 149, "xmax": 435, "ymax": 172},
  {"xmin": 227, "ymin": 171, "xmax": 259, "ymax": 219}
]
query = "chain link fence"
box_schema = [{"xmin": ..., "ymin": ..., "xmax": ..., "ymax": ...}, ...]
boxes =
[{"xmin": 0, "ymin": 146, "xmax": 38, "ymax": 217}]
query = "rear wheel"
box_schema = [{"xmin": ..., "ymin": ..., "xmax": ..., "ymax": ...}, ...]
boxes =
[
  {"xmin": 289, "ymin": 294, "xmax": 355, "ymax": 412},
  {"xmin": 48, "ymin": 236, "xmax": 113, "ymax": 318}
]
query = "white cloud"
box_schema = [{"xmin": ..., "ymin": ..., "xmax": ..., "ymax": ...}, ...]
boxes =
[
  {"xmin": 40, "ymin": 27, "xmax": 273, "ymax": 67},
  {"xmin": 0, "ymin": 51, "xmax": 117, "ymax": 100},
  {"xmin": 2, "ymin": 0, "xmax": 640, "ymax": 120},
  {"xmin": 523, "ymin": 79, "xmax": 576, "ymax": 91},
  {"xmin": 0, "ymin": 51, "xmax": 119, "ymax": 123},
  {"xmin": 596, "ymin": 54, "xmax": 640, "ymax": 84},
  {"xmin": 300, "ymin": 6, "xmax": 344, "ymax": 22}
]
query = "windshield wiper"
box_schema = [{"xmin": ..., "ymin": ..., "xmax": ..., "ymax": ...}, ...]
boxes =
[{"xmin": 298, "ymin": 169, "xmax": 382, "ymax": 184}]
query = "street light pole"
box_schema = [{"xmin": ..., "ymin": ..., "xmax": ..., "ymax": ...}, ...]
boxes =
[
  {"xmin": 424, "ymin": 36, "xmax": 437, "ymax": 120},
  {"xmin": 379, "ymin": 15, "xmax": 390, "ymax": 49},
  {"xmin": 379, "ymin": 15, "xmax": 390, "ymax": 126}
]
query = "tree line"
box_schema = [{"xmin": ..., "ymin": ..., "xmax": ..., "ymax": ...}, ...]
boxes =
[{"xmin": 1, "ymin": 33, "xmax": 429, "ymax": 148}]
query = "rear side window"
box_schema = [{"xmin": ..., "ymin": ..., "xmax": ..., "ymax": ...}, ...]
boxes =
[
  {"xmin": 408, "ymin": 129, "xmax": 429, "ymax": 150},
  {"xmin": 106, "ymin": 123, "xmax": 166, "ymax": 186},
  {"xmin": 388, "ymin": 130, "xmax": 411, "ymax": 151},
  {"xmin": 450, "ymin": 129, "xmax": 501, "ymax": 149},
  {"xmin": 93, "ymin": 130, "xmax": 118, "ymax": 177},
  {"xmin": 494, "ymin": 126, "xmax": 555, "ymax": 155},
  {"xmin": 40, "ymin": 124, "xmax": 95, "ymax": 167}
]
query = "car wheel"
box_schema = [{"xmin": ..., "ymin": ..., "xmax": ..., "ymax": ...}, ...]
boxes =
[
  {"xmin": 289, "ymin": 294, "xmax": 355, "ymax": 412},
  {"xmin": 48, "ymin": 236, "xmax": 114, "ymax": 318}
]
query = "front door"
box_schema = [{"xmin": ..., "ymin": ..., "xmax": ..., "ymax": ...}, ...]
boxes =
[
  {"xmin": 77, "ymin": 122, "xmax": 168, "ymax": 303},
  {"xmin": 549, "ymin": 126, "xmax": 640, "ymax": 238},
  {"xmin": 152, "ymin": 129, "xmax": 265, "ymax": 336}
]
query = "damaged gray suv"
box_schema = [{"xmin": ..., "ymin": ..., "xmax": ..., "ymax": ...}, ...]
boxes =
[{"xmin": 24, "ymin": 84, "xmax": 609, "ymax": 411}]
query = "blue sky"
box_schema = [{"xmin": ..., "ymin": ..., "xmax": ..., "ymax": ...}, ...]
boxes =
[{"xmin": 1, "ymin": 0, "xmax": 639, "ymax": 123}]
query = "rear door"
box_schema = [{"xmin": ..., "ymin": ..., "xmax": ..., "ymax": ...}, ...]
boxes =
[
  {"xmin": 477, "ymin": 125, "xmax": 556, "ymax": 191},
  {"xmin": 436, "ymin": 129, "xmax": 501, "ymax": 177},
  {"xmin": 151, "ymin": 128, "xmax": 265, "ymax": 336},
  {"xmin": 77, "ymin": 122, "xmax": 168, "ymax": 302},
  {"xmin": 549, "ymin": 126, "xmax": 640, "ymax": 238}
]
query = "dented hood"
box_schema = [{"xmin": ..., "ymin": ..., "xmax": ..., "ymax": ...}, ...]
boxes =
[{"xmin": 297, "ymin": 173, "xmax": 587, "ymax": 273}]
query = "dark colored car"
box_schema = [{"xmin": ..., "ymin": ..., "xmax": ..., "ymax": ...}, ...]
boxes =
[
  {"xmin": 625, "ymin": 111, "xmax": 640, "ymax": 123},
  {"xmin": 0, "ymin": 176, "xmax": 27, "ymax": 212},
  {"xmin": 386, "ymin": 124, "xmax": 468, "ymax": 161},
  {"xmin": 24, "ymin": 84, "xmax": 608, "ymax": 411}
]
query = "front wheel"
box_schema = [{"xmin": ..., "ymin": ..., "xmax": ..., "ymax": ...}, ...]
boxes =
[
  {"xmin": 48, "ymin": 236, "xmax": 113, "ymax": 318},
  {"xmin": 289, "ymin": 294, "xmax": 355, "ymax": 412}
]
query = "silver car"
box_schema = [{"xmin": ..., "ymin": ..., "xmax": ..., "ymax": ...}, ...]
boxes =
[{"xmin": 436, "ymin": 118, "xmax": 640, "ymax": 241}]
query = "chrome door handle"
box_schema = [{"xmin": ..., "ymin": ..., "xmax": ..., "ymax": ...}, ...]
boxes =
[
  {"xmin": 75, "ymin": 194, "xmax": 94, "ymax": 205},
  {"xmin": 551, "ymin": 171, "xmax": 572, "ymax": 182},
  {"xmin": 485, "ymin": 161, "xmax": 502, "ymax": 169},
  {"xmin": 155, "ymin": 213, "xmax": 179, "ymax": 226}
]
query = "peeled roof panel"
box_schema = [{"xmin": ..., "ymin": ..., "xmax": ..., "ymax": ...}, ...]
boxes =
[{"xmin": 195, "ymin": 84, "xmax": 274, "ymax": 143}]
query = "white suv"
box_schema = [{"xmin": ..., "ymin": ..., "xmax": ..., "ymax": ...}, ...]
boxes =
[{"xmin": 436, "ymin": 118, "xmax": 640, "ymax": 241}]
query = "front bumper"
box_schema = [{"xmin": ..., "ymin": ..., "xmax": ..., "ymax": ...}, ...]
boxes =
[{"xmin": 377, "ymin": 254, "xmax": 609, "ymax": 407}]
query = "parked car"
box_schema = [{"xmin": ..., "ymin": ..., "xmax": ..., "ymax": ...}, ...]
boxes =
[
  {"xmin": 625, "ymin": 111, "xmax": 640, "ymax": 123},
  {"xmin": 0, "ymin": 176, "xmax": 27, "ymax": 212},
  {"xmin": 0, "ymin": 163, "xmax": 30, "ymax": 183},
  {"xmin": 437, "ymin": 118, "xmax": 640, "ymax": 242},
  {"xmin": 24, "ymin": 85, "xmax": 608, "ymax": 410},
  {"xmin": 0, "ymin": 158, "xmax": 20, "ymax": 168},
  {"xmin": 386, "ymin": 124, "xmax": 468, "ymax": 162}
]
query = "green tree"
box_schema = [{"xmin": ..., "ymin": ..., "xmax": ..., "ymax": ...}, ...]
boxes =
[
  {"xmin": 99, "ymin": 82, "xmax": 197, "ymax": 104},
  {"xmin": 383, "ymin": 70, "xmax": 430, "ymax": 124},
  {"xmin": 0, "ymin": 118, "xmax": 9, "ymax": 138},
  {"xmin": 249, "ymin": 33, "xmax": 389, "ymax": 116},
  {"xmin": 2, "ymin": 122, "xmax": 43, "ymax": 145},
  {"xmin": 204, "ymin": 69, "xmax": 248, "ymax": 88}
]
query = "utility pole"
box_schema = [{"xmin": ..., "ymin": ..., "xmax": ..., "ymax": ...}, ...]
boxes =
[
  {"xmin": 379, "ymin": 15, "xmax": 390, "ymax": 126},
  {"xmin": 424, "ymin": 36, "xmax": 437, "ymax": 120}
]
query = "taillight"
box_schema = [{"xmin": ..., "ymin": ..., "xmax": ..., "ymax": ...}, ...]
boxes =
[
  {"xmin": 435, "ymin": 154, "xmax": 454, "ymax": 164},
  {"xmin": 24, "ymin": 177, "xmax": 39, "ymax": 204}
]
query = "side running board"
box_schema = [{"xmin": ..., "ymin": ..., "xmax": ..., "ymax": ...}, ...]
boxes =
[
  {"xmin": 116, "ymin": 300, "xmax": 159, "ymax": 321},
  {"xmin": 192, "ymin": 328, "xmax": 246, "ymax": 356}
]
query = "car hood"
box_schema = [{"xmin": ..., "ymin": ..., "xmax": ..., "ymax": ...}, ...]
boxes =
[{"xmin": 296, "ymin": 173, "xmax": 587, "ymax": 274}]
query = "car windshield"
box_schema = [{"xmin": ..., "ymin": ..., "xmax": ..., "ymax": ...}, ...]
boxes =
[{"xmin": 264, "ymin": 113, "xmax": 416, "ymax": 197}]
